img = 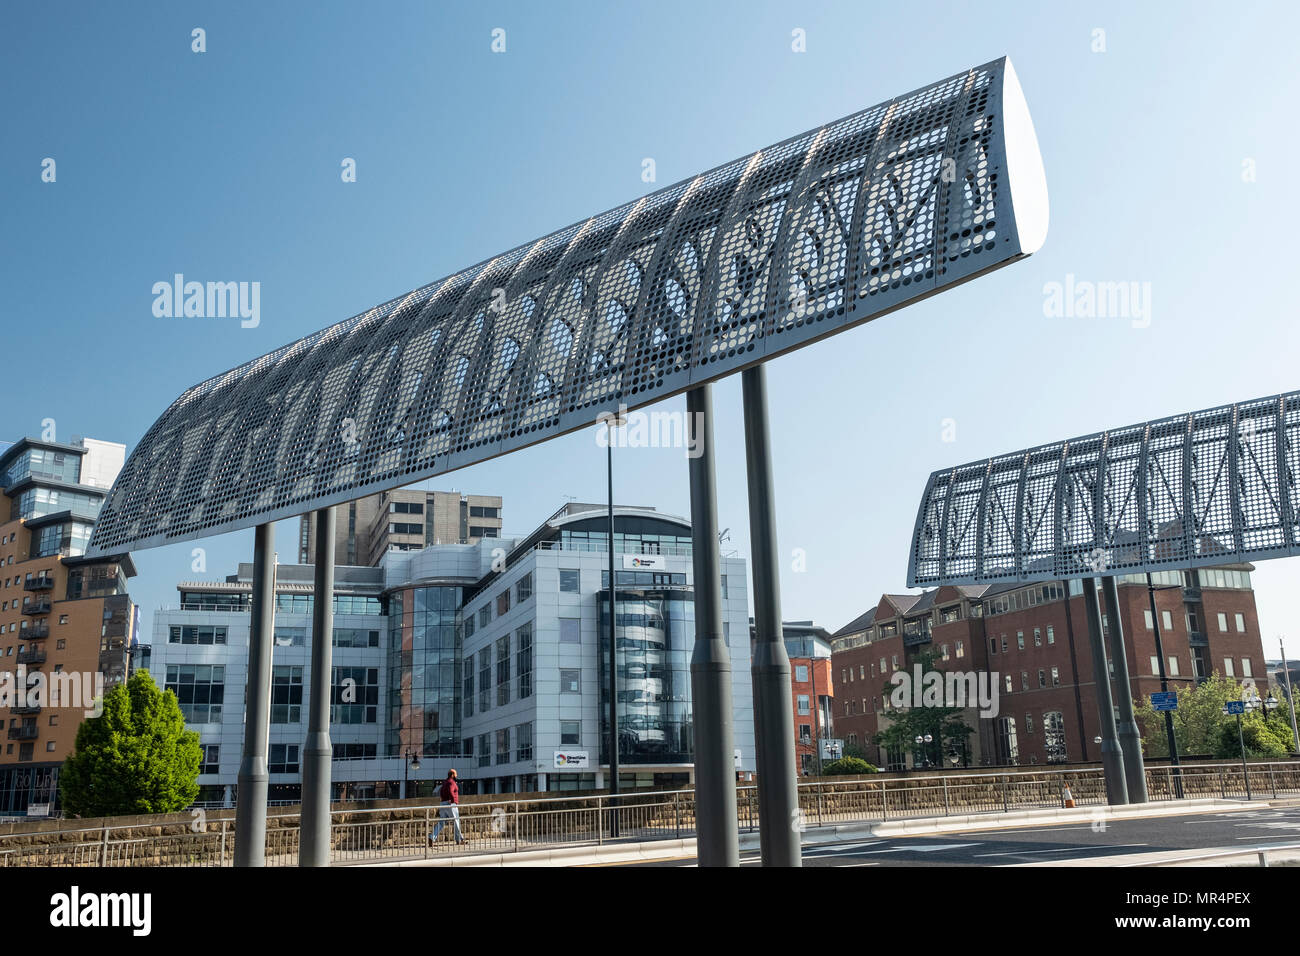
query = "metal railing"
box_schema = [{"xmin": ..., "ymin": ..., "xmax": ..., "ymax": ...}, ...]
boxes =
[
  {"xmin": 1117, "ymin": 841, "xmax": 1300, "ymax": 868},
  {"xmin": 4, "ymin": 761, "xmax": 1300, "ymax": 867}
]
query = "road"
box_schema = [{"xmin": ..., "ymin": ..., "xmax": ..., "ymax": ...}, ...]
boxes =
[{"xmin": 611, "ymin": 805, "xmax": 1300, "ymax": 867}]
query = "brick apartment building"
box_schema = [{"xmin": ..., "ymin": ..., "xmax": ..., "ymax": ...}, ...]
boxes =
[
  {"xmin": 0, "ymin": 436, "xmax": 138, "ymax": 816},
  {"xmin": 831, "ymin": 565, "xmax": 1267, "ymax": 770}
]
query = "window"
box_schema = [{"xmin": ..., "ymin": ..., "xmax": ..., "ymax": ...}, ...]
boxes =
[
  {"xmin": 1044, "ymin": 711, "xmax": 1066, "ymax": 763},
  {"xmin": 1162, "ymin": 610, "xmax": 1174, "ymax": 631},
  {"xmin": 268, "ymin": 744, "xmax": 299, "ymax": 774},
  {"xmin": 271, "ymin": 666, "xmax": 304, "ymax": 723},
  {"xmin": 848, "ymin": 669, "xmax": 854, "ymax": 683},
  {"xmin": 797, "ymin": 694, "xmax": 810, "ymax": 715},
  {"xmin": 496, "ymin": 635, "xmax": 512, "ymax": 706},
  {"xmin": 794, "ymin": 665, "xmax": 809, "ymax": 683},
  {"xmin": 463, "ymin": 659, "xmax": 474, "ymax": 718},
  {"xmin": 941, "ymin": 644, "xmax": 950, "ymax": 661},
  {"xmin": 720, "ymin": 574, "xmax": 728, "ymax": 599},
  {"xmin": 1017, "ymin": 631, "xmax": 1025, "ymax": 650},
  {"xmin": 1242, "ymin": 658, "xmax": 1253, "ymax": 678},
  {"xmin": 497, "ymin": 591, "xmax": 511, "ymax": 616},
  {"xmin": 559, "ymin": 617, "xmax": 581, "ymax": 644},
  {"xmin": 1025, "ymin": 714, "xmax": 1034, "ymax": 735},
  {"xmin": 1020, "ymin": 671, "xmax": 1029, "ymax": 691},
  {"xmin": 559, "ymin": 570, "xmax": 580, "ymax": 592},
  {"xmin": 1047, "ymin": 625, "xmax": 1055, "ymax": 645},
  {"xmin": 560, "ymin": 669, "xmax": 581, "ymax": 693},
  {"xmin": 516, "ymin": 573, "xmax": 533, "ymax": 602},
  {"xmin": 990, "ymin": 638, "xmax": 997, "ymax": 655},
  {"xmin": 465, "ymin": 615, "xmax": 475, "ymax": 638},
  {"xmin": 1001, "ymin": 635, "xmax": 1008, "ymax": 652},
  {"xmin": 1145, "ymin": 610, "xmax": 1155, "ymax": 630},
  {"xmin": 1224, "ymin": 658, "xmax": 1235, "ymax": 677},
  {"xmin": 1150, "ymin": 655, "xmax": 1160, "ymax": 675},
  {"xmin": 169, "ymin": 625, "xmax": 228, "ymax": 645},
  {"xmin": 1004, "ymin": 674, "xmax": 1013, "ymax": 694},
  {"xmin": 1168, "ymin": 657, "xmax": 1180, "ymax": 676},
  {"xmin": 199, "ymin": 745, "xmax": 219, "ymax": 775},
  {"xmin": 1217, "ymin": 612, "xmax": 1228, "ymax": 632},
  {"xmin": 799, "ymin": 724, "xmax": 811, "ymax": 741},
  {"xmin": 1037, "ymin": 669, "xmax": 1046, "ymax": 688},
  {"xmin": 879, "ymin": 657, "xmax": 887, "ymax": 674},
  {"xmin": 560, "ymin": 721, "xmax": 581, "ymax": 745},
  {"xmin": 496, "ymin": 728, "xmax": 510, "ymax": 764},
  {"xmin": 165, "ymin": 665, "xmax": 225, "ymax": 723},
  {"xmin": 1235, "ymin": 613, "xmax": 1246, "ymax": 633},
  {"xmin": 479, "ymin": 606, "xmax": 491, "ymax": 627},
  {"xmin": 478, "ymin": 733, "xmax": 492, "ymax": 768},
  {"xmin": 1050, "ymin": 665, "xmax": 1060, "ymax": 686},
  {"xmin": 331, "ymin": 667, "xmax": 378, "ymax": 723},
  {"xmin": 858, "ymin": 664, "xmax": 864, "ymax": 679},
  {"xmin": 956, "ymin": 640, "xmax": 965, "ymax": 659},
  {"xmin": 515, "ymin": 722, "xmax": 533, "ymax": 762},
  {"xmin": 479, "ymin": 650, "xmax": 492, "ymax": 712},
  {"xmin": 517, "ymin": 623, "xmax": 533, "ymax": 699},
  {"xmin": 891, "ymin": 654, "xmax": 899, "ymax": 670},
  {"xmin": 1033, "ymin": 628, "xmax": 1041, "ymax": 647}
]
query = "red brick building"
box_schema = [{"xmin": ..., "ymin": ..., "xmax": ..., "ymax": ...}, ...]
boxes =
[
  {"xmin": 830, "ymin": 566, "xmax": 1267, "ymax": 769},
  {"xmin": 751, "ymin": 620, "xmax": 836, "ymax": 775}
]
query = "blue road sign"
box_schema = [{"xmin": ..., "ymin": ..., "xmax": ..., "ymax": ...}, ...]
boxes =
[
  {"xmin": 1225, "ymin": 701, "xmax": 1246, "ymax": 715},
  {"xmin": 1151, "ymin": 691, "xmax": 1178, "ymax": 712}
]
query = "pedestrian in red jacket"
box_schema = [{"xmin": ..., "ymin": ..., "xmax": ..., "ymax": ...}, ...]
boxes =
[{"xmin": 429, "ymin": 769, "xmax": 465, "ymax": 845}]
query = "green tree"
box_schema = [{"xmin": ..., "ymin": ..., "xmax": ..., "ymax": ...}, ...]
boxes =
[
  {"xmin": 1214, "ymin": 712, "xmax": 1294, "ymax": 760},
  {"xmin": 871, "ymin": 650, "xmax": 973, "ymax": 769},
  {"xmin": 59, "ymin": 670, "xmax": 202, "ymax": 817},
  {"xmin": 1135, "ymin": 673, "xmax": 1299, "ymax": 759},
  {"xmin": 822, "ymin": 756, "xmax": 878, "ymax": 776}
]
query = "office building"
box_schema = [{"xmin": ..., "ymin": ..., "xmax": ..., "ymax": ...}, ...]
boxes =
[
  {"xmin": 751, "ymin": 620, "xmax": 836, "ymax": 775},
  {"xmin": 298, "ymin": 489, "xmax": 503, "ymax": 566},
  {"xmin": 0, "ymin": 436, "xmax": 137, "ymax": 816},
  {"xmin": 147, "ymin": 501, "xmax": 755, "ymax": 802}
]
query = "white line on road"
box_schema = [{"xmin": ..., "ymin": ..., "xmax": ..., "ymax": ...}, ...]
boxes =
[{"xmin": 973, "ymin": 843, "xmax": 1148, "ymax": 858}]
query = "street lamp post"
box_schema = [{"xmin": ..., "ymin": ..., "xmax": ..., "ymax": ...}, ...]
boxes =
[
  {"xmin": 914, "ymin": 733, "xmax": 933, "ymax": 770},
  {"xmin": 604, "ymin": 410, "xmax": 626, "ymax": 839},
  {"xmin": 404, "ymin": 750, "xmax": 421, "ymax": 799}
]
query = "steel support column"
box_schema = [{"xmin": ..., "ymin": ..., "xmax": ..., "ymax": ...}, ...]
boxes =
[
  {"xmin": 1082, "ymin": 576, "xmax": 1128, "ymax": 805},
  {"xmin": 300, "ymin": 507, "xmax": 336, "ymax": 866},
  {"xmin": 235, "ymin": 523, "xmax": 276, "ymax": 866},
  {"xmin": 1101, "ymin": 575, "xmax": 1148, "ymax": 802},
  {"xmin": 742, "ymin": 365, "xmax": 801, "ymax": 866},
  {"xmin": 686, "ymin": 384, "xmax": 739, "ymax": 867}
]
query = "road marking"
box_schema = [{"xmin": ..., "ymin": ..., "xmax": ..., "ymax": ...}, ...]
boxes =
[
  {"xmin": 974, "ymin": 842, "xmax": 1148, "ymax": 859},
  {"xmin": 858, "ymin": 843, "xmax": 978, "ymax": 854}
]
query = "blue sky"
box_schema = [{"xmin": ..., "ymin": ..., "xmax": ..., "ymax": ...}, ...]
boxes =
[{"xmin": 4, "ymin": 1, "xmax": 1300, "ymax": 654}]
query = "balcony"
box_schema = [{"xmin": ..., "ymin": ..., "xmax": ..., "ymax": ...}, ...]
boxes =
[
  {"xmin": 7, "ymin": 725, "xmax": 37, "ymax": 741},
  {"xmin": 902, "ymin": 630, "xmax": 932, "ymax": 648},
  {"xmin": 21, "ymin": 598, "xmax": 51, "ymax": 616},
  {"xmin": 23, "ymin": 574, "xmax": 54, "ymax": 591},
  {"xmin": 1188, "ymin": 630, "xmax": 1208, "ymax": 648},
  {"xmin": 25, "ymin": 623, "xmax": 49, "ymax": 641},
  {"xmin": 1183, "ymin": 586, "xmax": 1202, "ymax": 602},
  {"xmin": 11, "ymin": 704, "xmax": 41, "ymax": 715},
  {"xmin": 17, "ymin": 648, "xmax": 46, "ymax": 666}
]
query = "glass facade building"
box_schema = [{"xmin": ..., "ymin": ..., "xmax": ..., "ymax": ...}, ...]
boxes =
[{"xmin": 387, "ymin": 586, "xmax": 463, "ymax": 757}]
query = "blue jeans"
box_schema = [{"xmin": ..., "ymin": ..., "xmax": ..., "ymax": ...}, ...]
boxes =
[{"xmin": 430, "ymin": 802, "xmax": 463, "ymax": 842}]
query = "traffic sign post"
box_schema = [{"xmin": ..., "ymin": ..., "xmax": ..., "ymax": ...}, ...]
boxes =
[
  {"xmin": 1151, "ymin": 692, "xmax": 1179, "ymax": 712},
  {"xmin": 1225, "ymin": 701, "xmax": 1246, "ymax": 715}
]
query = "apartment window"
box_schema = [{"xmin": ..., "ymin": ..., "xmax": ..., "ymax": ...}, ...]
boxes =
[
  {"xmin": 169, "ymin": 625, "xmax": 228, "ymax": 645},
  {"xmin": 841, "ymin": 668, "xmax": 847, "ymax": 683},
  {"xmin": 891, "ymin": 654, "xmax": 899, "ymax": 670},
  {"xmin": 848, "ymin": 669, "xmax": 854, "ymax": 683},
  {"xmin": 1033, "ymin": 628, "xmax": 1041, "ymax": 647},
  {"xmin": 56, "ymin": 639, "xmax": 66, "ymax": 650},
  {"xmin": 497, "ymin": 591, "xmax": 511, "ymax": 617},
  {"xmin": 1242, "ymin": 658, "xmax": 1253, "ymax": 678},
  {"xmin": 515, "ymin": 722, "xmax": 533, "ymax": 762},
  {"xmin": 941, "ymin": 644, "xmax": 950, "ymax": 662},
  {"xmin": 799, "ymin": 724, "xmax": 811, "ymax": 741},
  {"xmin": 1217, "ymin": 612, "xmax": 1228, "ymax": 632},
  {"xmin": 1150, "ymin": 656, "xmax": 1160, "ymax": 675},
  {"xmin": 496, "ymin": 635, "xmax": 512, "ymax": 706},
  {"xmin": 1017, "ymin": 631, "xmax": 1025, "ymax": 650},
  {"xmin": 1025, "ymin": 714, "xmax": 1034, "ymax": 735},
  {"xmin": 496, "ymin": 728, "xmax": 511, "ymax": 765},
  {"xmin": 1224, "ymin": 658, "xmax": 1235, "ymax": 678},
  {"xmin": 797, "ymin": 694, "xmax": 810, "ymax": 715},
  {"xmin": 268, "ymin": 744, "xmax": 299, "ymax": 774},
  {"xmin": 859, "ymin": 664, "xmax": 865, "ymax": 680},
  {"xmin": 1004, "ymin": 674, "xmax": 1013, "ymax": 694},
  {"xmin": 794, "ymin": 665, "xmax": 809, "ymax": 683},
  {"xmin": 1037, "ymin": 669, "xmax": 1046, "ymax": 688},
  {"xmin": 479, "ymin": 649, "xmax": 492, "ymax": 712},
  {"xmin": 956, "ymin": 640, "xmax": 965, "ymax": 659},
  {"xmin": 1001, "ymin": 635, "xmax": 1008, "ymax": 652},
  {"xmin": 1050, "ymin": 665, "xmax": 1060, "ymax": 686},
  {"xmin": 1143, "ymin": 610, "xmax": 1154, "ymax": 630},
  {"xmin": 560, "ymin": 721, "xmax": 581, "ymax": 745},
  {"xmin": 1168, "ymin": 657, "xmax": 1180, "ymax": 676},
  {"xmin": 1162, "ymin": 610, "xmax": 1173, "ymax": 631},
  {"xmin": 1235, "ymin": 613, "xmax": 1246, "ymax": 633},
  {"xmin": 46, "ymin": 741, "xmax": 56, "ymax": 752},
  {"xmin": 165, "ymin": 664, "xmax": 225, "ymax": 723},
  {"xmin": 879, "ymin": 657, "xmax": 887, "ymax": 674},
  {"xmin": 990, "ymin": 638, "xmax": 997, "ymax": 655},
  {"xmin": 1020, "ymin": 671, "xmax": 1029, "ymax": 691},
  {"xmin": 478, "ymin": 606, "xmax": 491, "ymax": 627},
  {"xmin": 271, "ymin": 666, "xmax": 304, "ymax": 723},
  {"xmin": 516, "ymin": 573, "xmax": 533, "ymax": 603},
  {"xmin": 559, "ymin": 570, "xmax": 580, "ymax": 593},
  {"xmin": 560, "ymin": 669, "xmax": 581, "ymax": 693},
  {"xmin": 559, "ymin": 617, "xmax": 581, "ymax": 644},
  {"xmin": 1047, "ymin": 625, "xmax": 1055, "ymax": 645}
]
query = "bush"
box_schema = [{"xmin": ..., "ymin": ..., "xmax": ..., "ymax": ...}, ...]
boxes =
[{"xmin": 822, "ymin": 757, "xmax": 878, "ymax": 776}]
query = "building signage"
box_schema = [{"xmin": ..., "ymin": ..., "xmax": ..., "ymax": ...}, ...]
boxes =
[
  {"xmin": 623, "ymin": 554, "xmax": 667, "ymax": 571},
  {"xmin": 553, "ymin": 750, "xmax": 590, "ymax": 769},
  {"xmin": 1150, "ymin": 691, "xmax": 1178, "ymax": 712}
]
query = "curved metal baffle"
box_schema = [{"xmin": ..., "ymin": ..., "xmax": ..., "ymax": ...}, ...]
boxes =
[{"xmin": 90, "ymin": 56, "xmax": 1048, "ymax": 558}]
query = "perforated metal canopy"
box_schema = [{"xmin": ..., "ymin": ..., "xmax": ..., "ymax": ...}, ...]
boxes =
[
  {"xmin": 908, "ymin": 391, "xmax": 1300, "ymax": 587},
  {"xmin": 89, "ymin": 56, "xmax": 1048, "ymax": 556}
]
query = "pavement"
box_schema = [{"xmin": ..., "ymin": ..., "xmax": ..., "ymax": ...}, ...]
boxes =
[{"xmin": 361, "ymin": 797, "xmax": 1300, "ymax": 867}]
